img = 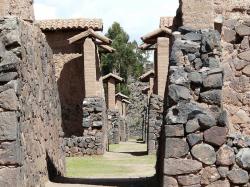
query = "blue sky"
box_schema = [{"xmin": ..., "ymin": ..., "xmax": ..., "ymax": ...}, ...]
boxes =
[{"xmin": 34, "ymin": 0, "xmax": 179, "ymax": 42}]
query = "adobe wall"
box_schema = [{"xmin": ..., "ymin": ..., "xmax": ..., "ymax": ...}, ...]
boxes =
[{"xmin": 0, "ymin": 17, "xmax": 64, "ymax": 186}]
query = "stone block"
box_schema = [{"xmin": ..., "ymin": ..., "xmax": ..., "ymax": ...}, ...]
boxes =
[
  {"xmin": 164, "ymin": 158, "xmax": 202, "ymax": 175},
  {"xmin": 163, "ymin": 176, "xmax": 178, "ymax": 187},
  {"xmin": 242, "ymin": 65, "xmax": 250, "ymax": 76},
  {"xmin": 186, "ymin": 118, "xmax": 200, "ymax": 133},
  {"xmin": 191, "ymin": 144, "xmax": 216, "ymax": 165},
  {"xmin": 200, "ymin": 90, "xmax": 222, "ymax": 105},
  {"xmin": 0, "ymin": 167, "xmax": 20, "ymax": 187},
  {"xmin": 235, "ymin": 24, "xmax": 250, "ymax": 36},
  {"xmin": 216, "ymin": 145, "xmax": 235, "ymax": 166},
  {"xmin": 165, "ymin": 138, "xmax": 189, "ymax": 158},
  {"xmin": 206, "ymin": 180, "xmax": 230, "ymax": 187},
  {"xmin": 227, "ymin": 169, "xmax": 249, "ymax": 184},
  {"xmin": 222, "ymin": 27, "xmax": 236, "ymax": 43},
  {"xmin": 236, "ymin": 148, "xmax": 250, "ymax": 170},
  {"xmin": 204, "ymin": 126, "xmax": 228, "ymax": 146},
  {"xmin": 238, "ymin": 50, "xmax": 250, "ymax": 61},
  {"xmin": 0, "ymin": 141, "xmax": 20, "ymax": 165},
  {"xmin": 187, "ymin": 133, "xmax": 203, "ymax": 147},
  {"xmin": 201, "ymin": 166, "xmax": 220, "ymax": 185},
  {"xmin": 0, "ymin": 89, "xmax": 19, "ymax": 110},
  {"xmin": 0, "ymin": 112, "xmax": 18, "ymax": 141},
  {"xmin": 165, "ymin": 124, "xmax": 184, "ymax": 137},
  {"xmin": 177, "ymin": 174, "xmax": 201, "ymax": 186},
  {"xmin": 203, "ymin": 73, "xmax": 223, "ymax": 89}
]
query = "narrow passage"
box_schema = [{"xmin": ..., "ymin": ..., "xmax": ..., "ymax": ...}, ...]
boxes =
[{"xmin": 45, "ymin": 140, "xmax": 156, "ymax": 187}]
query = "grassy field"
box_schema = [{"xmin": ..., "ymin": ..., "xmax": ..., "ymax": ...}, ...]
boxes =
[{"xmin": 66, "ymin": 141, "xmax": 156, "ymax": 178}]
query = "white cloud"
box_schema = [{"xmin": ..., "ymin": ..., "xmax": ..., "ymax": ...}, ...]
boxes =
[
  {"xmin": 34, "ymin": 0, "xmax": 179, "ymax": 41},
  {"xmin": 34, "ymin": 3, "xmax": 57, "ymax": 20}
]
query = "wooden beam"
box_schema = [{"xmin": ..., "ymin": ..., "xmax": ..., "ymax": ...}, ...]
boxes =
[
  {"xmin": 68, "ymin": 30, "xmax": 91, "ymax": 44},
  {"xmin": 99, "ymin": 45, "xmax": 116, "ymax": 53},
  {"xmin": 141, "ymin": 28, "xmax": 172, "ymax": 43},
  {"xmin": 139, "ymin": 43, "xmax": 154, "ymax": 50},
  {"xmin": 89, "ymin": 29, "xmax": 112, "ymax": 45}
]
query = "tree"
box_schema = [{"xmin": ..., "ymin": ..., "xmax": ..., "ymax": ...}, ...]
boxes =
[{"xmin": 101, "ymin": 22, "xmax": 149, "ymax": 95}]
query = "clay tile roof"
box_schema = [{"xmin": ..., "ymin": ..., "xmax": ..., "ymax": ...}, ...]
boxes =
[
  {"xmin": 122, "ymin": 99, "xmax": 131, "ymax": 104},
  {"xmin": 102, "ymin": 73, "xmax": 123, "ymax": 82},
  {"xmin": 139, "ymin": 70, "xmax": 155, "ymax": 82},
  {"xmin": 116, "ymin": 92, "xmax": 129, "ymax": 100},
  {"xmin": 160, "ymin": 17, "xmax": 174, "ymax": 28},
  {"xmin": 37, "ymin": 18, "xmax": 103, "ymax": 31}
]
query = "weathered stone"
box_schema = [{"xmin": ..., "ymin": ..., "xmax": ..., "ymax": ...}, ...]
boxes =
[
  {"xmin": 0, "ymin": 141, "xmax": 20, "ymax": 165},
  {"xmin": 169, "ymin": 67, "xmax": 189, "ymax": 87},
  {"xmin": 218, "ymin": 110, "xmax": 229, "ymax": 127},
  {"xmin": 174, "ymin": 39, "xmax": 200, "ymax": 53},
  {"xmin": 194, "ymin": 58, "xmax": 203, "ymax": 70},
  {"xmin": 217, "ymin": 166, "xmax": 229, "ymax": 178},
  {"xmin": 188, "ymin": 54, "xmax": 196, "ymax": 62},
  {"xmin": 203, "ymin": 73, "xmax": 223, "ymax": 89},
  {"xmin": 0, "ymin": 167, "xmax": 20, "ymax": 187},
  {"xmin": 201, "ymin": 30, "xmax": 221, "ymax": 53},
  {"xmin": 236, "ymin": 148, "xmax": 250, "ymax": 170},
  {"xmin": 163, "ymin": 176, "xmax": 178, "ymax": 187},
  {"xmin": 227, "ymin": 169, "xmax": 249, "ymax": 184},
  {"xmin": 168, "ymin": 84, "xmax": 192, "ymax": 102},
  {"xmin": 186, "ymin": 118, "xmax": 200, "ymax": 133},
  {"xmin": 165, "ymin": 138, "xmax": 189, "ymax": 158},
  {"xmin": 241, "ymin": 36, "xmax": 250, "ymax": 50},
  {"xmin": 164, "ymin": 158, "xmax": 202, "ymax": 175},
  {"xmin": 191, "ymin": 144, "xmax": 216, "ymax": 165},
  {"xmin": 201, "ymin": 166, "xmax": 220, "ymax": 185},
  {"xmin": 200, "ymin": 90, "xmax": 222, "ymax": 105},
  {"xmin": 188, "ymin": 72, "xmax": 202, "ymax": 85},
  {"xmin": 0, "ymin": 112, "xmax": 18, "ymax": 141},
  {"xmin": 232, "ymin": 109, "xmax": 250, "ymax": 124},
  {"xmin": 204, "ymin": 126, "xmax": 228, "ymax": 146},
  {"xmin": 242, "ymin": 65, "xmax": 250, "ymax": 76},
  {"xmin": 165, "ymin": 125, "xmax": 184, "ymax": 137},
  {"xmin": 187, "ymin": 133, "xmax": 203, "ymax": 147},
  {"xmin": 0, "ymin": 72, "xmax": 18, "ymax": 83},
  {"xmin": 0, "ymin": 89, "xmax": 19, "ymax": 110},
  {"xmin": 233, "ymin": 59, "xmax": 249, "ymax": 71},
  {"xmin": 177, "ymin": 174, "xmax": 201, "ymax": 186},
  {"xmin": 197, "ymin": 113, "xmax": 217, "ymax": 130},
  {"xmin": 203, "ymin": 57, "xmax": 220, "ymax": 68},
  {"xmin": 182, "ymin": 32, "xmax": 202, "ymax": 41},
  {"xmin": 239, "ymin": 51, "xmax": 250, "ymax": 62},
  {"xmin": 206, "ymin": 180, "xmax": 230, "ymax": 187},
  {"xmin": 216, "ymin": 145, "xmax": 235, "ymax": 166},
  {"xmin": 235, "ymin": 24, "xmax": 250, "ymax": 36},
  {"xmin": 222, "ymin": 28, "xmax": 236, "ymax": 43}
]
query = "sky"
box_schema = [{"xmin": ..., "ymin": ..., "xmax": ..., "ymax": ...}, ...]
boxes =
[{"xmin": 34, "ymin": 0, "xmax": 179, "ymax": 42}]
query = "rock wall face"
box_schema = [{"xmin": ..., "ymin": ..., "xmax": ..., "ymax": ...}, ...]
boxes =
[
  {"xmin": 148, "ymin": 94, "xmax": 163, "ymax": 154},
  {"xmin": 221, "ymin": 19, "xmax": 250, "ymax": 135},
  {"xmin": 127, "ymin": 80, "xmax": 148, "ymax": 138},
  {"xmin": 0, "ymin": 0, "xmax": 34, "ymax": 21},
  {"xmin": 160, "ymin": 27, "xmax": 250, "ymax": 186},
  {"xmin": 0, "ymin": 17, "xmax": 64, "ymax": 186}
]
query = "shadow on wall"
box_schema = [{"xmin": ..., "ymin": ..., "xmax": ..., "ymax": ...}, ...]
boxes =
[{"xmin": 57, "ymin": 55, "xmax": 85, "ymax": 137}]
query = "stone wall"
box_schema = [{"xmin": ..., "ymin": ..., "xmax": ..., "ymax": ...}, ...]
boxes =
[
  {"xmin": 64, "ymin": 97, "xmax": 107, "ymax": 156},
  {"xmin": 148, "ymin": 94, "xmax": 163, "ymax": 154},
  {"xmin": 160, "ymin": 26, "xmax": 250, "ymax": 186},
  {"xmin": 221, "ymin": 19, "xmax": 250, "ymax": 135},
  {"xmin": 0, "ymin": 0, "xmax": 34, "ymax": 22},
  {"xmin": 0, "ymin": 17, "xmax": 64, "ymax": 186},
  {"xmin": 107, "ymin": 109, "xmax": 121, "ymax": 144},
  {"xmin": 127, "ymin": 80, "xmax": 148, "ymax": 138}
]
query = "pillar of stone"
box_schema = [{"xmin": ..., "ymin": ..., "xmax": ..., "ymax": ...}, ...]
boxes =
[
  {"xmin": 0, "ymin": 0, "xmax": 34, "ymax": 22},
  {"xmin": 156, "ymin": 37, "xmax": 169, "ymax": 98},
  {"xmin": 180, "ymin": 0, "xmax": 214, "ymax": 29},
  {"xmin": 116, "ymin": 96, "xmax": 123, "ymax": 115},
  {"xmin": 83, "ymin": 38, "xmax": 101, "ymax": 97}
]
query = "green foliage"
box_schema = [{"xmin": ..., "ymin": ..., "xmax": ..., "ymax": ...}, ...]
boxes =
[{"xmin": 101, "ymin": 22, "xmax": 149, "ymax": 95}]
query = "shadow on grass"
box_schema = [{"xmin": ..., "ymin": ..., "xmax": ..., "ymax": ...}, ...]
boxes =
[
  {"xmin": 52, "ymin": 175, "xmax": 157, "ymax": 187},
  {"xmin": 108, "ymin": 151, "xmax": 148, "ymax": 156}
]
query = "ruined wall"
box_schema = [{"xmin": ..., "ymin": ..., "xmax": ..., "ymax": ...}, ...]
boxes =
[
  {"xmin": 160, "ymin": 24, "xmax": 250, "ymax": 186},
  {"xmin": 148, "ymin": 94, "xmax": 163, "ymax": 154},
  {"xmin": 0, "ymin": 0, "xmax": 34, "ymax": 21},
  {"xmin": 221, "ymin": 19, "xmax": 250, "ymax": 135},
  {"xmin": 0, "ymin": 17, "xmax": 64, "ymax": 186},
  {"xmin": 107, "ymin": 110, "xmax": 121, "ymax": 144}
]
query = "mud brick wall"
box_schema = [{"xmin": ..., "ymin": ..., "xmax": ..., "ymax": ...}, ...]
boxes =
[
  {"xmin": 221, "ymin": 19, "xmax": 250, "ymax": 135},
  {"xmin": 64, "ymin": 97, "xmax": 107, "ymax": 156},
  {"xmin": 148, "ymin": 94, "xmax": 163, "ymax": 154},
  {"xmin": 160, "ymin": 27, "xmax": 250, "ymax": 186},
  {"xmin": 0, "ymin": 17, "xmax": 65, "ymax": 187}
]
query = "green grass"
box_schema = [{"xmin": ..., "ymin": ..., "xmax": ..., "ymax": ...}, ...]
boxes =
[{"xmin": 66, "ymin": 141, "xmax": 156, "ymax": 178}]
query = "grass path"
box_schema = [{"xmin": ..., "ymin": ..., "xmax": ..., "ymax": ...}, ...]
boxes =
[{"xmin": 46, "ymin": 140, "xmax": 157, "ymax": 187}]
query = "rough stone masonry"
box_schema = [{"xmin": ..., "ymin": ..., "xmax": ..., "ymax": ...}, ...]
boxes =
[{"xmin": 0, "ymin": 17, "xmax": 65, "ymax": 187}]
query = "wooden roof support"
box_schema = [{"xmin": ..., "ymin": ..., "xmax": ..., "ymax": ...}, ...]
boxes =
[
  {"xmin": 99, "ymin": 45, "xmax": 116, "ymax": 53},
  {"xmin": 141, "ymin": 27, "xmax": 172, "ymax": 44},
  {"xmin": 103, "ymin": 73, "xmax": 123, "ymax": 82},
  {"xmin": 139, "ymin": 43, "xmax": 155, "ymax": 50},
  {"xmin": 68, "ymin": 28, "xmax": 112, "ymax": 45},
  {"xmin": 139, "ymin": 70, "xmax": 155, "ymax": 82},
  {"xmin": 116, "ymin": 92, "xmax": 129, "ymax": 100}
]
